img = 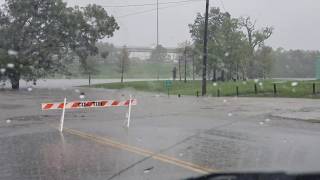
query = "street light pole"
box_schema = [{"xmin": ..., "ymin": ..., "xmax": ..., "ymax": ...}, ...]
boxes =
[
  {"xmin": 192, "ymin": 53, "xmax": 195, "ymax": 81},
  {"xmin": 201, "ymin": 0, "xmax": 209, "ymax": 96},
  {"xmin": 184, "ymin": 47, "xmax": 187, "ymax": 83},
  {"xmin": 157, "ymin": 0, "xmax": 159, "ymax": 46},
  {"xmin": 156, "ymin": 0, "xmax": 159, "ymax": 80},
  {"xmin": 179, "ymin": 56, "xmax": 182, "ymax": 81}
]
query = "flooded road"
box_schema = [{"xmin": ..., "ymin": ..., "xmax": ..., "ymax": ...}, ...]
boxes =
[
  {"xmin": 2, "ymin": 78, "xmax": 163, "ymax": 89},
  {"xmin": 1, "ymin": 85, "xmax": 320, "ymax": 179}
]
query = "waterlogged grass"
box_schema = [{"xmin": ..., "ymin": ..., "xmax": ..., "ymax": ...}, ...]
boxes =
[{"xmin": 92, "ymin": 80, "xmax": 320, "ymax": 98}]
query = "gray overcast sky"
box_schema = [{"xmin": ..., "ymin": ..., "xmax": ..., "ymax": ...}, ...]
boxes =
[{"xmin": 2, "ymin": 0, "xmax": 320, "ymax": 50}]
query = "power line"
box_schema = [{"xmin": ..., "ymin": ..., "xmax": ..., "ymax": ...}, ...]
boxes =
[
  {"xmin": 101, "ymin": 0, "xmax": 203, "ymax": 8},
  {"xmin": 116, "ymin": 0, "xmax": 204, "ymax": 18},
  {"xmin": 116, "ymin": 8, "xmax": 159, "ymax": 18}
]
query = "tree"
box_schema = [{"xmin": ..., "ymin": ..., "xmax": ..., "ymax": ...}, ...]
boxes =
[
  {"xmin": 79, "ymin": 55, "xmax": 100, "ymax": 86},
  {"xmin": 97, "ymin": 42, "xmax": 118, "ymax": 63},
  {"xmin": 149, "ymin": 45, "xmax": 168, "ymax": 63},
  {"xmin": 189, "ymin": 7, "xmax": 274, "ymax": 81},
  {"xmin": 211, "ymin": 13, "xmax": 246, "ymax": 81},
  {"xmin": 189, "ymin": 7, "xmax": 246, "ymax": 81},
  {"xmin": 255, "ymin": 46, "xmax": 274, "ymax": 79},
  {"xmin": 0, "ymin": 48, "xmax": 11, "ymax": 83},
  {"xmin": 0, "ymin": 0, "xmax": 119, "ymax": 89},
  {"xmin": 177, "ymin": 41, "xmax": 193, "ymax": 82},
  {"xmin": 71, "ymin": 4, "xmax": 119, "ymax": 72},
  {"xmin": 100, "ymin": 51, "xmax": 109, "ymax": 59},
  {"xmin": 239, "ymin": 16, "xmax": 273, "ymax": 78},
  {"xmin": 117, "ymin": 46, "xmax": 130, "ymax": 83},
  {"xmin": 0, "ymin": 0, "xmax": 71, "ymax": 89}
]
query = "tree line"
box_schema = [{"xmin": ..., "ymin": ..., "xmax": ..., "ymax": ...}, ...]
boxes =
[
  {"xmin": 188, "ymin": 7, "xmax": 273, "ymax": 81},
  {"xmin": 173, "ymin": 7, "xmax": 320, "ymax": 81},
  {"xmin": 175, "ymin": 43, "xmax": 320, "ymax": 81},
  {"xmin": 271, "ymin": 48, "xmax": 319, "ymax": 78}
]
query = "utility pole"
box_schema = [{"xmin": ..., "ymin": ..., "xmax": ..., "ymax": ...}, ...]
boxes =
[
  {"xmin": 121, "ymin": 54, "xmax": 124, "ymax": 83},
  {"xmin": 179, "ymin": 56, "xmax": 182, "ymax": 81},
  {"xmin": 192, "ymin": 53, "xmax": 195, "ymax": 81},
  {"xmin": 156, "ymin": 0, "xmax": 159, "ymax": 80},
  {"xmin": 184, "ymin": 47, "xmax": 187, "ymax": 83},
  {"xmin": 201, "ymin": 0, "xmax": 209, "ymax": 96},
  {"xmin": 157, "ymin": 0, "xmax": 159, "ymax": 46},
  {"xmin": 88, "ymin": 72, "xmax": 91, "ymax": 87}
]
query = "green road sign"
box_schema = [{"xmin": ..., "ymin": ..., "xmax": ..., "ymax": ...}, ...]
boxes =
[
  {"xmin": 164, "ymin": 80, "xmax": 172, "ymax": 88},
  {"xmin": 316, "ymin": 56, "xmax": 320, "ymax": 80},
  {"xmin": 164, "ymin": 80, "xmax": 172, "ymax": 97}
]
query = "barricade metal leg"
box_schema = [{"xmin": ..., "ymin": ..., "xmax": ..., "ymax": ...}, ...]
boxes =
[
  {"xmin": 127, "ymin": 95, "xmax": 132, "ymax": 128},
  {"xmin": 60, "ymin": 97, "xmax": 67, "ymax": 132}
]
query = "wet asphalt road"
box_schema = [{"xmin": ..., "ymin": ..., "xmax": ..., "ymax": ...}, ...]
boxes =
[
  {"xmin": 1, "ymin": 81, "xmax": 320, "ymax": 179},
  {"xmin": 3, "ymin": 79, "xmax": 164, "ymax": 89}
]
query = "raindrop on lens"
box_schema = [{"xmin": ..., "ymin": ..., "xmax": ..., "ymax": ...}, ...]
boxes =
[
  {"xmin": 7, "ymin": 63, "xmax": 14, "ymax": 68},
  {"xmin": 27, "ymin": 87, "xmax": 32, "ymax": 92},
  {"xmin": 80, "ymin": 92, "xmax": 85, "ymax": 99},
  {"xmin": 0, "ymin": 68, "xmax": 5, "ymax": 74},
  {"xmin": 143, "ymin": 167, "xmax": 154, "ymax": 174},
  {"xmin": 8, "ymin": 50, "xmax": 18, "ymax": 56},
  {"xmin": 6, "ymin": 119, "xmax": 11, "ymax": 124},
  {"xmin": 291, "ymin": 82, "xmax": 298, "ymax": 87},
  {"xmin": 144, "ymin": 170, "xmax": 151, "ymax": 174},
  {"xmin": 213, "ymin": 82, "xmax": 217, "ymax": 86}
]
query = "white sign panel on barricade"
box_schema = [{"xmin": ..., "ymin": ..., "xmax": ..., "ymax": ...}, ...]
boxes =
[{"xmin": 42, "ymin": 99, "xmax": 137, "ymax": 110}]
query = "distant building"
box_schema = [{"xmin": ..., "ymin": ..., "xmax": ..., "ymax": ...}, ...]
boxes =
[{"xmin": 117, "ymin": 46, "xmax": 180, "ymax": 63}]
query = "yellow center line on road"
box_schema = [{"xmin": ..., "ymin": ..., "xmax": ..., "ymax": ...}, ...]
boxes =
[{"xmin": 59, "ymin": 126, "xmax": 218, "ymax": 174}]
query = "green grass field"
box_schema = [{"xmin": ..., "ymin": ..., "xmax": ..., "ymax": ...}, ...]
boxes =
[{"xmin": 92, "ymin": 80, "xmax": 320, "ymax": 98}]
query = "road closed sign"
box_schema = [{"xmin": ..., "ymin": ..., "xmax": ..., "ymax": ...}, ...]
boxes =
[{"xmin": 42, "ymin": 99, "xmax": 137, "ymax": 110}]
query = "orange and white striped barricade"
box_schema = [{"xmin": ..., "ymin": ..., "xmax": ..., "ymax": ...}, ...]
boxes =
[{"xmin": 41, "ymin": 95, "xmax": 137, "ymax": 132}]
